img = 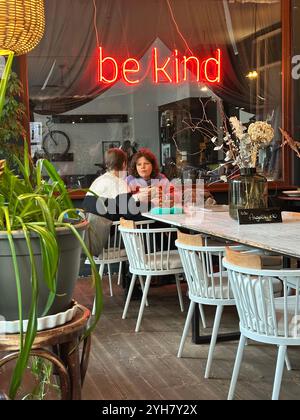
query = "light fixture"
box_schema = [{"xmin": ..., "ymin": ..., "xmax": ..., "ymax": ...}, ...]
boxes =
[
  {"xmin": 0, "ymin": 1, "xmax": 45, "ymax": 114},
  {"xmin": 0, "ymin": 0, "xmax": 45, "ymax": 56},
  {"xmin": 246, "ymin": 70, "xmax": 258, "ymax": 80},
  {"xmin": 201, "ymin": 86, "xmax": 209, "ymax": 92}
]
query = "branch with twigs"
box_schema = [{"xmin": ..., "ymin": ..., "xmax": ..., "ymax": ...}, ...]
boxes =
[{"xmin": 279, "ymin": 128, "xmax": 300, "ymax": 158}]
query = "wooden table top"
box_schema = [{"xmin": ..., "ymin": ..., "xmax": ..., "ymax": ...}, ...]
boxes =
[{"xmin": 143, "ymin": 211, "xmax": 300, "ymax": 259}]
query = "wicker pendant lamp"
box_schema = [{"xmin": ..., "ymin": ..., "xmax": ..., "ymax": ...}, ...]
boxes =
[
  {"xmin": 0, "ymin": 0, "xmax": 45, "ymax": 55},
  {"xmin": 0, "ymin": 0, "xmax": 45, "ymax": 114}
]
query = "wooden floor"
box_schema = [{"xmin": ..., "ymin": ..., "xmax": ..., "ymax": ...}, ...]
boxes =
[{"xmin": 75, "ymin": 275, "xmax": 300, "ymax": 401}]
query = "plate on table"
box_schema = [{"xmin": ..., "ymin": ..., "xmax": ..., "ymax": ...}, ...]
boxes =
[{"xmin": 282, "ymin": 190, "xmax": 300, "ymax": 197}]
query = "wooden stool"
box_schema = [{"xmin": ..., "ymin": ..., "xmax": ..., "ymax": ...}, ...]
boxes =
[{"xmin": 0, "ymin": 304, "xmax": 91, "ymax": 400}]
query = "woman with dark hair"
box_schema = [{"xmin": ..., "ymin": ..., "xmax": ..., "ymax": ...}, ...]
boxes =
[
  {"xmin": 126, "ymin": 148, "xmax": 171, "ymax": 206},
  {"xmin": 83, "ymin": 147, "xmax": 152, "ymax": 220}
]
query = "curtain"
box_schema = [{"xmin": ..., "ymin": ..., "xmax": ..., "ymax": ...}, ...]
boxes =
[{"xmin": 28, "ymin": 0, "xmax": 281, "ymax": 115}]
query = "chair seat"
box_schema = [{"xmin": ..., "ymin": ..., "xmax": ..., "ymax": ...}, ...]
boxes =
[
  {"xmin": 96, "ymin": 248, "xmax": 127, "ymax": 262},
  {"xmin": 189, "ymin": 273, "xmax": 234, "ymax": 300},
  {"xmin": 255, "ymin": 296, "xmax": 300, "ymax": 337},
  {"xmin": 275, "ymin": 295, "xmax": 300, "ymax": 311},
  {"xmin": 144, "ymin": 250, "xmax": 182, "ymax": 271},
  {"xmin": 275, "ymin": 296, "xmax": 300, "ymax": 337},
  {"xmin": 239, "ymin": 278, "xmax": 286, "ymax": 337},
  {"xmin": 85, "ymin": 248, "xmax": 127, "ymax": 265}
]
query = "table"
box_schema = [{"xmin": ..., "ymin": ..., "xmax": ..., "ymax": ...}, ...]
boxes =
[
  {"xmin": 143, "ymin": 211, "xmax": 300, "ymax": 259},
  {"xmin": 0, "ymin": 304, "xmax": 91, "ymax": 400},
  {"xmin": 277, "ymin": 196, "xmax": 300, "ymax": 212},
  {"xmin": 143, "ymin": 211, "xmax": 300, "ymax": 343}
]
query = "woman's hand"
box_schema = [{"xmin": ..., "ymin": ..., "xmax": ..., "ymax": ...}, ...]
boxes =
[{"xmin": 135, "ymin": 187, "xmax": 153, "ymax": 203}]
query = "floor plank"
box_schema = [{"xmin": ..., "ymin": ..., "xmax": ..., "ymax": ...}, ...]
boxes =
[{"xmin": 75, "ymin": 275, "xmax": 300, "ymax": 401}]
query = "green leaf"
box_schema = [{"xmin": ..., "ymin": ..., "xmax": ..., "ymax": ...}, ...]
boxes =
[
  {"xmin": 38, "ymin": 160, "xmax": 74, "ymax": 210},
  {"xmin": 61, "ymin": 223, "xmax": 103, "ymax": 332},
  {"xmin": 9, "ymin": 221, "xmax": 38, "ymax": 400}
]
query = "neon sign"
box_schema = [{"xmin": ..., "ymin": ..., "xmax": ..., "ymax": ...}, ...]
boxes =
[{"xmin": 99, "ymin": 47, "xmax": 222, "ymax": 86}]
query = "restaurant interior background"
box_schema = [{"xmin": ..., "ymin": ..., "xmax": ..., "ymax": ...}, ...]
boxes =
[{"xmin": 7, "ymin": 0, "xmax": 300, "ymax": 195}]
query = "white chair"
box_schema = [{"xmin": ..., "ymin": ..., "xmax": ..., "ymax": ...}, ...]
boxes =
[
  {"xmin": 85, "ymin": 221, "xmax": 127, "ymax": 310},
  {"xmin": 86, "ymin": 220, "xmax": 154, "ymax": 314},
  {"xmin": 223, "ymin": 247, "xmax": 300, "ymax": 400},
  {"xmin": 119, "ymin": 219, "xmax": 184, "ymax": 332},
  {"xmin": 175, "ymin": 231, "xmax": 248, "ymax": 379}
]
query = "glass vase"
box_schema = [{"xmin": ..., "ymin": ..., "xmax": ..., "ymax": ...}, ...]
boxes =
[{"xmin": 229, "ymin": 168, "xmax": 268, "ymax": 220}]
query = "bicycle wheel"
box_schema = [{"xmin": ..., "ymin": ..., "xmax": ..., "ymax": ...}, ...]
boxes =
[{"xmin": 42, "ymin": 130, "xmax": 71, "ymax": 157}]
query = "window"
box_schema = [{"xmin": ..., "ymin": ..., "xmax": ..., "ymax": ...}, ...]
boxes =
[{"xmin": 27, "ymin": 0, "xmax": 286, "ymax": 188}]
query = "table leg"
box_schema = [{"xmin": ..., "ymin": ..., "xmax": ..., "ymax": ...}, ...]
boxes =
[{"xmin": 192, "ymin": 307, "xmax": 240, "ymax": 344}]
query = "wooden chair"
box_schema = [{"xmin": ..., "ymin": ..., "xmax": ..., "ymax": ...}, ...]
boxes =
[
  {"xmin": 0, "ymin": 304, "xmax": 91, "ymax": 400},
  {"xmin": 223, "ymin": 248, "xmax": 300, "ymax": 400},
  {"xmin": 119, "ymin": 220, "xmax": 184, "ymax": 332}
]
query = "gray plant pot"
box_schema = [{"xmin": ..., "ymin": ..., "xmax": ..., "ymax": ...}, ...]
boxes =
[{"xmin": 0, "ymin": 220, "xmax": 88, "ymax": 321}]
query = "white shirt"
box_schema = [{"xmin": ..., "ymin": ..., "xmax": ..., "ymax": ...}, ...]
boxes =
[{"xmin": 87, "ymin": 171, "xmax": 129, "ymax": 199}]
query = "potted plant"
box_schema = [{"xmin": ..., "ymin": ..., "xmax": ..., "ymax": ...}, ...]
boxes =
[
  {"xmin": 0, "ymin": 71, "xmax": 26, "ymax": 167},
  {"xmin": 0, "ymin": 142, "xmax": 103, "ymax": 399}
]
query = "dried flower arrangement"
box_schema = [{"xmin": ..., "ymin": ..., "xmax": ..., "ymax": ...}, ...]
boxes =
[{"xmin": 212, "ymin": 118, "xmax": 275, "ymax": 176}]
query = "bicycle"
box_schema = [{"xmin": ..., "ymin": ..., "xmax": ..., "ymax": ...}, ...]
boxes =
[{"xmin": 42, "ymin": 117, "xmax": 71, "ymax": 157}]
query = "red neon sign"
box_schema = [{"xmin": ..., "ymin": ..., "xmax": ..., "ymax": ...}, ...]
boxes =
[{"xmin": 99, "ymin": 47, "xmax": 222, "ymax": 85}]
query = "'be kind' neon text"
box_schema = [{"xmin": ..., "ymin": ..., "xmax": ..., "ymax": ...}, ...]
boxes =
[{"xmin": 99, "ymin": 47, "xmax": 222, "ymax": 85}]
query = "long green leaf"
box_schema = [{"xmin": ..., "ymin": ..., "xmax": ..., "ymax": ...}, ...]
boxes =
[
  {"xmin": 0, "ymin": 50, "xmax": 14, "ymax": 115},
  {"xmin": 2, "ymin": 207, "xmax": 24, "ymax": 346},
  {"xmin": 27, "ymin": 224, "xmax": 59, "ymax": 290},
  {"xmin": 13, "ymin": 155, "xmax": 33, "ymax": 193},
  {"xmin": 9, "ymin": 222, "xmax": 38, "ymax": 400},
  {"xmin": 38, "ymin": 160, "xmax": 73, "ymax": 210},
  {"xmin": 18, "ymin": 194, "xmax": 56, "ymax": 235},
  {"xmin": 62, "ymin": 223, "xmax": 103, "ymax": 329}
]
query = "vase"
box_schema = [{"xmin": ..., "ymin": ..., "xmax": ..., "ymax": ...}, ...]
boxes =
[
  {"xmin": 229, "ymin": 168, "xmax": 268, "ymax": 220},
  {"xmin": 0, "ymin": 220, "xmax": 88, "ymax": 321}
]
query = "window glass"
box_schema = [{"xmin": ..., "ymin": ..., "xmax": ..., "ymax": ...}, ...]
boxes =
[{"xmin": 28, "ymin": 0, "xmax": 283, "ymax": 187}]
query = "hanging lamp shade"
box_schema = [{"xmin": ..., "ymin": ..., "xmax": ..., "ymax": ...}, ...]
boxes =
[{"xmin": 0, "ymin": 0, "xmax": 45, "ymax": 55}]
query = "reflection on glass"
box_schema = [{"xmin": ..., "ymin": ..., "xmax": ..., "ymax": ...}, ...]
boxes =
[{"xmin": 28, "ymin": 0, "xmax": 283, "ymax": 185}]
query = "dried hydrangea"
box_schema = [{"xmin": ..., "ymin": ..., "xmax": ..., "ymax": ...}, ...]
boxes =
[
  {"xmin": 209, "ymin": 116, "xmax": 275, "ymax": 184},
  {"xmin": 248, "ymin": 121, "xmax": 274, "ymax": 146}
]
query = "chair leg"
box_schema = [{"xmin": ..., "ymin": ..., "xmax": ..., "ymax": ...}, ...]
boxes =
[
  {"xmin": 177, "ymin": 301, "xmax": 196, "ymax": 358},
  {"xmin": 135, "ymin": 275, "xmax": 151, "ymax": 333},
  {"xmin": 228, "ymin": 334, "xmax": 247, "ymax": 400},
  {"xmin": 175, "ymin": 274, "xmax": 184, "ymax": 312},
  {"xmin": 198, "ymin": 304, "xmax": 207, "ymax": 329},
  {"xmin": 92, "ymin": 264, "xmax": 105, "ymax": 316},
  {"xmin": 117, "ymin": 261, "xmax": 123, "ymax": 286},
  {"xmin": 108, "ymin": 264, "xmax": 113, "ymax": 297},
  {"xmin": 284, "ymin": 350, "xmax": 292, "ymax": 371},
  {"xmin": 122, "ymin": 274, "xmax": 137, "ymax": 319},
  {"xmin": 272, "ymin": 345, "xmax": 287, "ymax": 400},
  {"xmin": 205, "ymin": 305, "xmax": 223, "ymax": 379},
  {"xmin": 138, "ymin": 276, "xmax": 149, "ymax": 307}
]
